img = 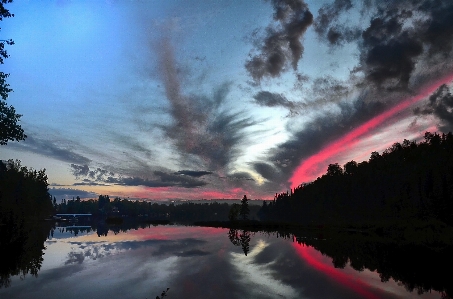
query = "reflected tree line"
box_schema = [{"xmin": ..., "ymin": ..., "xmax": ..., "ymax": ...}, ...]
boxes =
[
  {"xmin": 0, "ymin": 160, "xmax": 55, "ymax": 288},
  {"xmin": 227, "ymin": 228, "xmax": 453, "ymax": 298},
  {"xmin": 259, "ymin": 132, "xmax": 453, "ymax": 226},
  {"xmin": 294, "ymin": 233, "xmax": 453, "ymax": 299},
  {"xmin": 0, "ymin": 220, "xmax": 51, "ymax": 288}
]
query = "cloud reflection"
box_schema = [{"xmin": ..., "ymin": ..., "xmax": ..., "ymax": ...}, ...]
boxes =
[{"xmin": 230, "ymin": 239, "xmax": 300, "ymax": 299}]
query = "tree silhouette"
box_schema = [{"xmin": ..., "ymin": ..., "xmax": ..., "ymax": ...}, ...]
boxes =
[
  {"xmin": 155, "ymin": 287, "xmax": 170, "ymax": 299},
  {"xmin": 239, "ymin": 230, "xmax": 251, "ymax": 256},
  {"xmin": 239, "ymin": 195, "xmax": 250, "ymax": 221},
  {"xmin": 259, "ymin": 132, "xmax": 453, "ymax": 226},
  {"xmin": 0, "ymin": 1, "xmax": 25, "ymax": 145}
]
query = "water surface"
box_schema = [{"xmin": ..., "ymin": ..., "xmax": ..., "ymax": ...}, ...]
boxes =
[{"xmin": 0, "ymin": 224, "xmax": 447, "ymax": 299}]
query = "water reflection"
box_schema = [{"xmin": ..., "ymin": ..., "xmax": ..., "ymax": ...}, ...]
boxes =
[
  {"xmin": 227, "ymin": 229, "xmax": 453, "ymax": 299},
  {"xmin": 0, "ymin": 219, "xmax": 52, "ymax": 288},
  {"xmin": 0, "ymin": 222, "xmax": 451, "ymax": 299},
  {"xmin": 228, "ymin": 228, "xmax": 251, "ymax": 255}
]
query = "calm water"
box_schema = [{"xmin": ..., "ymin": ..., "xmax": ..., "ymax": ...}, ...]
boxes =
[{"xmin": 0, "ymin": 224, "xmax": 447, "ymax": 299}]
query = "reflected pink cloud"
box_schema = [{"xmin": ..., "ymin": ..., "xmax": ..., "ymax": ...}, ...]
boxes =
[{"xmin": 293, "ymin": 243, "xmax": 381, "ymax": 299}]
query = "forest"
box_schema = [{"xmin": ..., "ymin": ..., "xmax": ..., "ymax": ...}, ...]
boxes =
[
  {"xmin": 55, "ymin": 195, "xmax": 261, "ymax": 223},
  {"xmin": 259, "ymin": 132, "xmax": 453, "ymax": 227},
  {"xmin": 0, "ymin": 159, "xmax": 53, "ymax": 224}
]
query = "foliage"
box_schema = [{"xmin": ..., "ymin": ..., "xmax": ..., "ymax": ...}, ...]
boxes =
[
  {"xmin": 155, "ymin": 287, "xmax": 170, "ymax": 299},
  {"xmin": 0, "ymin": 157, "xmax": 53, "ymax": 288},
  {"xmin": 0, "ymin": 0, "xmax": 26, "ymax": 145},
  {"xmin": 259, "ymin": 132, "xmax": 453, "ymax": 226},
  {"xmin": 228, "ymin": 203, "xmax": 241, "ymax": 221},
  {"xmin": 55, "ymin": 196, "xmax": 261, "ymax": 223},
  {"xmin": 239, "ymin": 195, "xmax": 250, "ymax": 220},
  {"xmin": 0, "ymin": 159, "xmax": 53, "ymax": 223}
]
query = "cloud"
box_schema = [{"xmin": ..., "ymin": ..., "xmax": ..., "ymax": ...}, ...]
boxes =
[
  {"xmin": 155, "ymin": 37, "xmax": 258, "ymax": 171},
  {"xmin": 73, "ymin": 179, "xmax": 110, "ymax": 186},
  {"xmin": 313, "ymin": 1, "xmax": 453, "ymax": 91},
  {"xmin": 226, "ymin": 172, "xmax": 255, "ymax": 181},
  {"xmin": 414, "ymin": 84, "xmax": 453, "ymax": 132},
  {"xmin": 69, "ymin": 164, "xmax": 207, "ymax": 188},
  {"xmin": 70, "ymin": 164, "xmax": 90, "ymax": 177},
  {"xmin": 253, "ymin": 91, "xmax": 296, "ymax": 109},
  {"xmin": 314, "ymin": 0, "xmax": 359, "ymax": 46},
  {"xmin": 8, "ymin": 136, "xmax": 90, "ymax": 164},
  {"xmin": 245, "ymin": 0, "xmax": 313, "ymax": 82},
  {"xmin": 253, "ymin": 162, "xmax": 281, "ymax": 182},
  {"xmin": 48, "ymin": 187, "xmax": 98, "ymax": 199},
  {"xmin": 360, "ymin": 11, "xmax": 423, "ymax": 90},
  {"xmin": 249, "ymin": 0, "xmax": 453, "ymax": 190},
  {"xmin": 255, "ymin": 98, "xmax": 388, "ymax": 188},
  {"xmin": 151, "ymin": 238, "xmax": 208, "ymax": 257},
  {"xmin": 174, "ymin": 170, "xmax": 213, "ymax": 177}
]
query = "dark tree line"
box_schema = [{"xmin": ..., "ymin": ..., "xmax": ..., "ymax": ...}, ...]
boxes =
[
  {"xmin": 0, "ymin": 160, "xmax": 52, "ymax": 289},
  {"xmin": 0, "ymin": 159, "xmax": 53, "ymax": 224},
  {"xmin": 55, "ymin": 195, "xmax": 260, "ymax": 223},
  {"xmin": 259, "ymin": 132, "xmax": 453, "ymax": 226}
]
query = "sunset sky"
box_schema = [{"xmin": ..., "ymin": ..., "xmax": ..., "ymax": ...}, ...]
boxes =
[{"xmin": 2, "ymin": 0, "xmax": 453, "ymax": 200}]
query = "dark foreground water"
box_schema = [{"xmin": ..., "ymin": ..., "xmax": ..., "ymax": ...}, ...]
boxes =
[{"xmin": 0, "ymin": 223, "xmax": 449, "ymax": 299}]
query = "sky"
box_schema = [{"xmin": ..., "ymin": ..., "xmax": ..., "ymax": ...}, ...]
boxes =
[{"xmin": 1, "ymin": 0, "xmax": 453, "ymax": 200}]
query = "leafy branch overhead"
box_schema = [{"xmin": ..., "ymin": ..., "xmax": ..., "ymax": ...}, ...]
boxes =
[{"xmin": 0, "ymin": 0, "xmax": 25, "ymax": 145}]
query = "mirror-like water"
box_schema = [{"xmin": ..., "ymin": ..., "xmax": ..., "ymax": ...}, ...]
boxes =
[{"xmin": 0, "ymin": 223, "xmax": 449, "ymax": 299}]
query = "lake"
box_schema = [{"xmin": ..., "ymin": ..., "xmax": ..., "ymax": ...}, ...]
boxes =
[{"xmin": 0, "ymin": 223, "xmax": 449, "ymax": 299}]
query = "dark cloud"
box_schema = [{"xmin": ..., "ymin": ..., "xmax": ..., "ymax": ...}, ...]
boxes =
[
  {"xmin": 254, "ymin": 77, "xmax": 352, "ymax": 116},
  {"xmin": 151, "ymin": 171, "xmax": 207, "ymax": 188},
  {"xmin": 69, "ymin": 164, "xmax": 207, "ymax": 188},
  {"xmin": 253, "ymin": 91, "xmax": 296, "ymax": 109},
  {"xmin": 314, "ymin": 0, "xmax": 453, "ymax": 91},
  {"xmin": 174, "ymin": 170, "xmax": 213, "ymax": 177},
  {"xmin": 360, "ymin": 10, "xmax": 423, "ymax": 90},
  {"xmin": 418, "ymin": 1, "xmax": 453, "ymax": 58},
  {"xmin": 73, "ymin": 179, "xmax": 110, "ymax": 186},
  {"xmin": 314, "ymin": 0, "xmax": 359, "ymax": 46},
  {"xmin": 245, "ymin": 0, "xmax": 313, "ymax": 82},
  {"xmin": 49, "ymin": 183, "xmax": 67, "ymax": 187},
  {"xmin": 113, "ymin": 173, "xmax": 206, "ymax": 188},
  {"xmin": 70, "ymin": 164, "xmax": 90, "ymax": 177},
  {"xmin": 8, "ymin": 136, "xmax": 90, "ymax": 164},
  {"xmin": 414, "ymin": 84, "xmax": 453, "ymax": 132},
  {"xmin": 226, "ymin": 172, "xmax": 255, "ymax": 181},
  {"xmin": 156, "ymin": 38, "xmax": 258, "ymax": 171},
  {"xmin": 253, "ymin": 162, "xmax": 281, "ymax": 182}
]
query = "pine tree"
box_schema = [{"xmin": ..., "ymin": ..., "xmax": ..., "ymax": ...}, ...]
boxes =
[{"xmin": 240, "ymin": 195, "xmax": 250, "ymax": 221}]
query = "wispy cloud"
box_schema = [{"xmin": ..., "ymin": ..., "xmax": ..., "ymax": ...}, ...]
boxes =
[
  {"xmin": 8, "ymin": 136, "xmax": 90, "ymax": 164},
  {"xmin": 155, "ymin": 37, "xmax": 258, "ymax": 171}
]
